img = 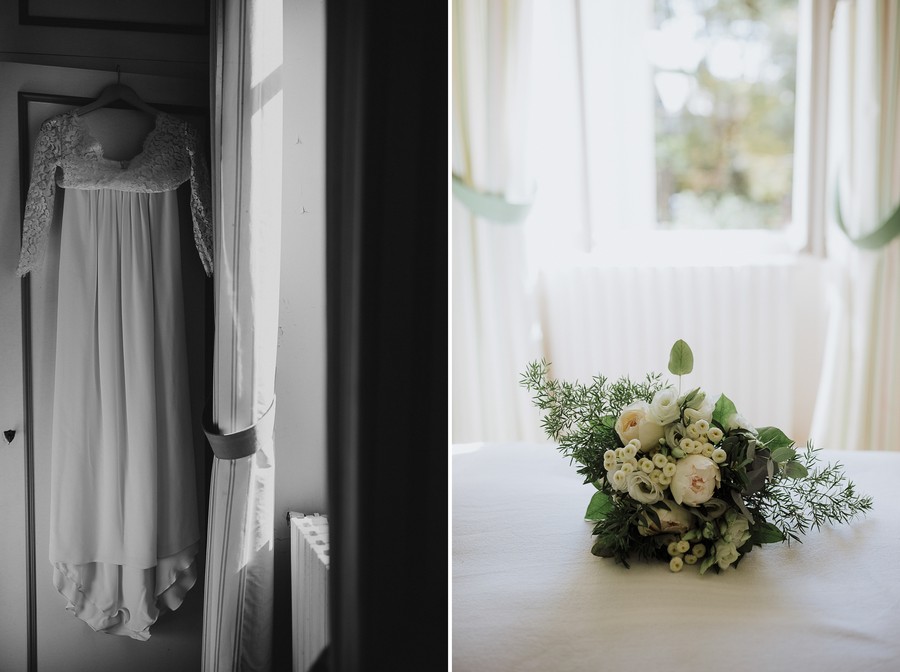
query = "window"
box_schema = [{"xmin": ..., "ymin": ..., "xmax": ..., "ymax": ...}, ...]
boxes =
[
  {"xmin": 652, "ymin": 0, "xmax": 799, "ymax": 231},
  {"xmin": 524, "ymin": 0, "xmax": 805, "ymax": 270}
]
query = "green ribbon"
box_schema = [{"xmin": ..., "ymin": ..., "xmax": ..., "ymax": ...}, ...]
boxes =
[
  {"xmin": 835, "ymin": 183, "xmax": 900, "ymax": 250},
  {"xmin": 452, "ymin": 174, "xmax": 533, "ymax": 224}
]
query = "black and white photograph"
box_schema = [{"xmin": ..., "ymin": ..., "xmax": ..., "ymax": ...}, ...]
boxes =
[{"xmin": 1, "ymin": 1, "xmax": 447, "ymax": 670}]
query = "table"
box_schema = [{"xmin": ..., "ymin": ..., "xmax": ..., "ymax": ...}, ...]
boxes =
[{"xmin": 452, "ymin": 442, "xmax": 900, "ymax": 671}]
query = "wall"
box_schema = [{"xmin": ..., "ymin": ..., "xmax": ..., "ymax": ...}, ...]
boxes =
[{"xmin": 272, "ymin": 0, "xmax": 328, "ymax": 665}]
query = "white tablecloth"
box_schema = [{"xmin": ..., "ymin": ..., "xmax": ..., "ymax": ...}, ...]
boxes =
[{"xmin": 452, "ymin": 443, "xmax": 900, "ymax": 672}]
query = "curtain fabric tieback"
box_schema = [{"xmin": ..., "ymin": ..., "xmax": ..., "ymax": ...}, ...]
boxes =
[
  {"xmin": 452, "ymin": 173, "xmax": 534, "ymax": 224},
  {"xmin": 203, "ymin": 396, "xmax": 277, "ymax": 460},
  {"xmin": 835, "ymin": 182, "xmax": 900, "ymax": 250}
]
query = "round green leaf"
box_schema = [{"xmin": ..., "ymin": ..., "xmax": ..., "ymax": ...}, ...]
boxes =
[
  {"xmin": 783, "ymin": 460, "xmax": 809, "ymax": 479},
  {"xmin": 668, "ymin": 340, "xmax": 694, "ymax": 376},
  {"xmin": 770, "ymin": 446, "xmax": 797, "ymax": 464}
]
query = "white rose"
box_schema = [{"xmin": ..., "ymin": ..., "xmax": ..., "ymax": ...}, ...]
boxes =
[
  {"xmin": 615, "ymin": 401, "xmax": 665, "ymax": 450},
  {"xmin": 625, "ymin": 470, "xmax": 663, "ymax": 505},
  {"xmin": 715, "ymin": 541, "xmax": 740, "ymax": 569},
  {"xmin": 670, "ymin": 454, "xmax": 721, "ymax": 507},
  {"xmin": 637, "ymin": 500, "xmax": 696, "ymax": 536},
  {"xmin": 683, "ymin": 393, "xmax": 715, "ymax": 424},
  {"xmin": 665, "ymin": 422, "xmax": 686, "ymax": 450},
  {"xmin": 726, "ymin": 412, "xmax": 757, "ymax": 435},
  {"xmin": 721, "ymin": 511, "xmax": 751, "ymax": 547},
  {"xmin": 683, "ymin": 388, "xmax": 707, "ymax": 409},
  {"xmin": 648, "ymin": 387, "xmax": 681, "ymax": 426}
]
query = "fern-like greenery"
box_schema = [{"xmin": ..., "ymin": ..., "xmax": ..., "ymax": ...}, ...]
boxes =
[
  {"xmin": 753, "ymin": 442, "xmax": 873, "ymax": 543},
  {"xmin": 520, "ymin": 359, "xmax": 664, "ymax": 486}
]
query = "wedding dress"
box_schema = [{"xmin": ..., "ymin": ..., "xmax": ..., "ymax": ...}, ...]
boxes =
[{"xmin": 17, "ymin": 110, "xmax": 213, "ymax": 640}]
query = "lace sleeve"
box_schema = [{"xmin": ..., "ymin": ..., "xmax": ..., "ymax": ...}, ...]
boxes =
[
  {"xmin": 16, "ymin": 117, "xmax": 62, "ymax": 277},
  {"xmin": 185, "ymin": 122, "xmax": 214, "ymax": 276}
]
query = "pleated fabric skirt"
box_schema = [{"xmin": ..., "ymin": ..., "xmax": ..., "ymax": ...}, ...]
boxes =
[{"xmin": 49, "ymin": 187, "xmax": 201, "ymax": 640}]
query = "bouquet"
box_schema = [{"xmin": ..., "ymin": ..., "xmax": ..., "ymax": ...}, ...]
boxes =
[{"xmin": 520, "ymin": 340, "xmax": 873, "ymax": 574}]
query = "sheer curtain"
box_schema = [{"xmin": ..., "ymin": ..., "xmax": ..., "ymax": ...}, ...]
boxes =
[
  {"xmin": 202, "ymin": 0, "xmax": 283, "ymax": 668},
  {"xmin": 452, "ymin": 0, "xmax": 541, "ymax": 443},
  {"xmin": 810, "ymin": 0, "xmax": 900, "ymax": 451}
]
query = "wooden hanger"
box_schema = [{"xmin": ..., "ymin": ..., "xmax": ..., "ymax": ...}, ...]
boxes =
[{"xmin": 74, "ymin": 66, "xmax": 160, "ymax": 117}]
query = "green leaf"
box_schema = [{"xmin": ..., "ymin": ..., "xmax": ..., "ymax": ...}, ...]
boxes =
[
  {"xmin": 591, "ymin": 479, "xmax": 603, "ymax": 491},
  {"xmin": 783, "ymin": 460, "xmax": 809, "ymax": 479},
  {"xmin": 585, "ymin": 491, "xmax": 614, "ymax": 521},
  {"xmin": 668, "ymin": 340, "xmax": 694, "ymax": 376},
  {"xmin": 712, "ymin": 394, "xmax": 738, "ymax": 428},
  {"xmin": 680, "ymin": 387, "xmax": 701, "ymax": 406},
  {"xmin": 756, "ymin": 426, "xmax": 793, "ymax": 452},
  {"xmin": 699, "ymin": 553, "xmax": 717, "ymax": 575},
  {"xmin": 770, "ymin": 446, "xmax": 797, "ymax": 463},
  {"xmin": 643, "ymin": 506, "xmax": 662, "ymax": 529},
  {"xmin": 752, "ymin": 522, "xmax": 785, "ymax": 544},
  {"xmin": 591, "ymin": 538, "xmax": 615, "ymax": 557}
]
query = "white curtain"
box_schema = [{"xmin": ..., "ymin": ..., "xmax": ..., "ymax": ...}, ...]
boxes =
[
  {"xmin": 452, "ymin": 0, "xmax": 541, "ymax": 444},
  {"xmin": 811, "ymin": 0, "xmax": 900, "ymax": 450},
  {"xmin": 202, "ymin": 0, "xmax": 283, "ymax": 669}
]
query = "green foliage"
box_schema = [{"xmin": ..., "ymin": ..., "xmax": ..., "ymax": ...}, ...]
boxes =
[
  {"xmin": 753, "ymin": 442, "xmax": 874, "ymax": 544},
  {"xmin": 783, "ymin": 460, "xmax": 808, "ymax": 479},
  {"xmin": 585, "ymin": 491, "xmax": 614, "ymax": 522},
  {"xmin": 770, "ymin": 446, "xmax": 797, "ymax": 463},
  {"xmin": 668, "ymin": 339, "xmax": 694, "ymax": 376},
  {"xmin": 519, "ymin": 360, "xmax": 664, "ymax": 485},
  {"xmin": 756, "ymin": 426, "xmax": 793, "ymax": 452},
  {"xmin": 751, "ymin": 521, "xmax": 785, "ymax": 544},
  {"xmin": 589, "ymin": 500, "xmax": 667, "ymax": 568},
  {"xmin": 712, "ymin": 393, "xmax": 737, "ymax": 428}
]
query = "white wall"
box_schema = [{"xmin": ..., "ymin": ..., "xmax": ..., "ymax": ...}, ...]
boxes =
[
  {"xmin": 270, "ymin": 2, "xmax": 327, "ymax": 663},
  {"xmin": 274, "ymin": 0, "xmax": 327, "ymax": 543}
]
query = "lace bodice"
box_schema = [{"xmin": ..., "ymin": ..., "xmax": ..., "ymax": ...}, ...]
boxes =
[{"xmin": 16, "ymin": 110, "xmax": 213, "ymax": 277}]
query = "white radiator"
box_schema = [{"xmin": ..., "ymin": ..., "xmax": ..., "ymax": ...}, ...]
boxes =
[
  {"xmin": 289, "ymin": 513, "xmax": 330, "ymax": 672},
  {"xmin": 537, "ymin": 258, "xmax": 831, "ymax": 444}
]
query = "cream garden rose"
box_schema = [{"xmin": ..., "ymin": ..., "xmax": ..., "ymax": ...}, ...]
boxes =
[
  {"xmin": 670, "ymin": 454, "xmax": 721, "ymax": 506},
  {"xmin": 614, "ymin": 401, "xmax": 665, "ymax": 450}
]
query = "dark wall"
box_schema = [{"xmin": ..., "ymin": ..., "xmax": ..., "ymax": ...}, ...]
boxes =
[{"xmin": 326, "ymin": 0, "xmax": 448, "ymax": 669}]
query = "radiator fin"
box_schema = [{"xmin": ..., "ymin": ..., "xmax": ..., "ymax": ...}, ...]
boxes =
[{"xmin": 289, "ymin": 513, "xmax": 329, "ymax": 672}]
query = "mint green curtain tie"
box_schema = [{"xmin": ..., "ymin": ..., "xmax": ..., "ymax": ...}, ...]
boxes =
[
  {"xmin": 452, "ymin": 173, "xmax": 534, "ymax": 224},
  {"xmin": 835, "ymin": 184, "xmax": 900, "ymax": 250}
]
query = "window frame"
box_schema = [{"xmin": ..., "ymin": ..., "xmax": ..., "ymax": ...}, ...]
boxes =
[{"xmin": 574, "ymin": 0, "xmax": 829, "ymax": 263}]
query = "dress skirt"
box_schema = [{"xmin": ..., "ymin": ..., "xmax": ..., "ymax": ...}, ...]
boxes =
[{"xmin": 48, "ymin": 186, "xmax": 201, "ymax": 640}]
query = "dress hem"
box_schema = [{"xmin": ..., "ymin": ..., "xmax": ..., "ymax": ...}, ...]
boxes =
[{"xmin": 52, "ymin": 541, "xmax": 200, "ymax": 641}]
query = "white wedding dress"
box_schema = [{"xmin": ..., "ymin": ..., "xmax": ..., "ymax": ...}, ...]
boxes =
[{"xmin": 17, "ymin": 109, "xmax": 213, "ymax": 640}]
